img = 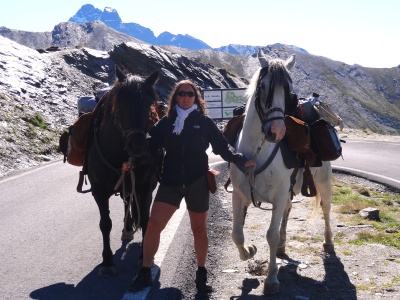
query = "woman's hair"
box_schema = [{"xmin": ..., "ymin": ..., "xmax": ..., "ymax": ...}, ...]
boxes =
[{"xmin": 166, "ymin": 79, "xmax": 206, "ymax": 117}]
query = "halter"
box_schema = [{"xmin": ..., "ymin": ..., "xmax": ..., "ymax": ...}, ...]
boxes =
[
  {"xmin": 114, "ymin": 108, "xmax": 147, "ymax": 156},
  {"xmin": 249, "ymin": 66, "xmax": 292, "ymax": 206},
  {"xmin": 254, "ymin": 66, "xmax": 291, "ymax": 142}
]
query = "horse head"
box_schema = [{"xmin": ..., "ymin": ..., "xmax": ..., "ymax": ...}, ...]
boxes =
[
  {"xmin": 255, "ymin": 49, "xmax": 295, "ymax": 142},
  {"xmin": 111, "ymin": 66, "xmax": 159, "ymax": 159}
]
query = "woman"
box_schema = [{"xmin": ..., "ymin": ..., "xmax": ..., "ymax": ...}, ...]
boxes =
[{"xmin": 129, "ymin": 79, "xmax": 255, "ymax": 293}]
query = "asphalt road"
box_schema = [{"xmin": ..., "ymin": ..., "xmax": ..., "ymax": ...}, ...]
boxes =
[
  {"xmin": 332, "ymin": 138, "xmax": 400, "ymax": 191},
  {"xmin": 1, "ymin": 139, "xmax": 399, "ymax": 299}
]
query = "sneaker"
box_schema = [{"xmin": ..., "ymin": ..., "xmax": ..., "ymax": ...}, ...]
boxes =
[
  {"xmin": 195, "ymin": 268, "xmax": 212, "ymax": 293},
  {"xmin": 128, "ymin": 267, "xmax": 152, "ymax": 292}
]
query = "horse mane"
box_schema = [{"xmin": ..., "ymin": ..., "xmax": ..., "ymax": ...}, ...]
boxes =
[
  {"xmin": 109, "ymin": 74, "xmax": 144, "ymax": 113},
  {"xmin": 99, "ymin": 73, "xmax": 158, "ymax": 129}
]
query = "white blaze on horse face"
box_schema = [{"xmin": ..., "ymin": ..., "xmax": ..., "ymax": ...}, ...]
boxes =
[{"xmin": 268, "ymin": 86, "xmax": 287, "ymax": 142}]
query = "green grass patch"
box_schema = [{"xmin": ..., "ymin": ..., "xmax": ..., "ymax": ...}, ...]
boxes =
[
  {"xmin": 349, "ymin": 231, "xmax": 400, "ymax": 248},
  {"xmin": 21, "ymin": 113, "xmax": 47, "ymax": 129},
  {"xmin": 332, "ymin": 178, "xmax": 400, "ymax": 249}
]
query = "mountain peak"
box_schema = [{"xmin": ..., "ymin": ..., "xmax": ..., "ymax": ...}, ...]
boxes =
[
  {"xmin": 68, "ymin": 4, "xmax": 102, "ymax": 23},
  {"xmin": 68, "ymin": 4, "xmax": 212, "ymax": 50},
  {"xmin": 99, "ymin": 7, "xmax": 122, "ymax": 26}
]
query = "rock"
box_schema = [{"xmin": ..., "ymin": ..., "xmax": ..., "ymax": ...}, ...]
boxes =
[{"xmin": 359, "ymin": 207, "xmax": 380, "ymax": 221}]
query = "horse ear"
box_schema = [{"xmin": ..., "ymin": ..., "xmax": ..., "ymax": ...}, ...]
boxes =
[
  {"xmin": 285, "ymin": 55, "xmax": 296, "ymax": 70},
  {"xmin": 258, "ymin": 48, "xmax": 269, "ymax": 68},
  {"xmin": 115, "ymin": 65, "xmax": 126, "ymax": 82},
  {"xmin": 144, "ymin": 71, "xmax": 159, "ymax": 86}
]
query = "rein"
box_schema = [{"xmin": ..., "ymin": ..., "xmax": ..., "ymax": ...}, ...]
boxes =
[
  {"xmin": 248, "ymin": 138, "xmax": 281, "ymax": 207},
  {"xmin": 92, "ymin": 90, "xmax": 153, "ymax": 233},
  {"xmin": 114, "ymin": 158, "xmax": 141, "ymax": 235},
  {"xmin": 93, "ymin": 115, "xmax": 142, "ymax": 233}
]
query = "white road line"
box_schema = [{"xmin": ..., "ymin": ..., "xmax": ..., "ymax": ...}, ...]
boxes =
[
  {"xmin": 332, "ymin": 165, "xmax": 400, "ymax": 184},
  {"xmin": 0, "ymin": 160, "xmax": 61, "ymax": 183}
]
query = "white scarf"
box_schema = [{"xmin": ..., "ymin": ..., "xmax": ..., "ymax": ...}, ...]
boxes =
[{"xmin": 173, "ymin": 104, "xmax": 198, "ymax": 135}]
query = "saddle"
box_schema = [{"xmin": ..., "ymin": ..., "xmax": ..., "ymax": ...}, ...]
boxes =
[
  {"xmin": 58, "ymin": 95, "xmax": 164, "ymax": 193},
  {"xmin": 222, "ymin": 107, "xmax": 320, "ymax": 198},
  {"xmin": 59, "ymin": 92, "xmax": 108, "ymax": 193},
  {"xmin": 222, "ymin": 114, "xmax": 245, "ymax": 147}
]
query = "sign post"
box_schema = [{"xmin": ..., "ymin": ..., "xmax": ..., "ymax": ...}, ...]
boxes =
[{"xmin": 202, "ymin": 88, "xmax": 247, "ymax": 120}]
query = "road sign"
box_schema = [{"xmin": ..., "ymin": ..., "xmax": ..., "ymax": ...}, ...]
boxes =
[{"xmin": 202, "ymin": 88, "xmax": 247, "ymax": 120}]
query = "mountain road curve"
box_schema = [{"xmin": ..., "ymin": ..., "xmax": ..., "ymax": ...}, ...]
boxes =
[
  {"xmin": 332, "ymin": 139, "xmax": 400, "ymax": 191},
  {"xmin": 0, "ymin": 139, "xmax": 398, "ymax": 299}
]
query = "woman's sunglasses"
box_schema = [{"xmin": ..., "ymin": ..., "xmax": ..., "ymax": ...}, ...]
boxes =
[{"xmin": 177, "ymin": 91, "xmax": 195, "ymax": 97}]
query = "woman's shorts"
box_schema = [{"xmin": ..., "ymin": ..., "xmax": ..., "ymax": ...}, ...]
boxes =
[{"xmin": 154, "ymin": 175, "xmax": 209, "ymax": 213}]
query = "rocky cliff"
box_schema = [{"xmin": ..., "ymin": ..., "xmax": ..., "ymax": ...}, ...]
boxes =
[{"xmin": 0, "ymin": 36, "xmax": 246, "ymax": 177}]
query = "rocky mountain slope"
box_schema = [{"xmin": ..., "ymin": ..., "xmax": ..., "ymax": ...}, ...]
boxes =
[
  {"xmin": 0, "ymin": 20, "xmax": 143, "ymax": 52},
  {"xmin": 1, "ymin": 9, "xmax": 400, "ymax": 177},
  {"xmin": 0, "ymin": 36, "xmax": 246, "ymax": 177},
  {"xmin": 166, "ymin": 44, "xmax": 400, "ymax": 133}
]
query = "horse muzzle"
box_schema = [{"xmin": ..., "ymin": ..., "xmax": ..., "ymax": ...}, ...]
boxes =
[
  {"xmin": 263, "ymin": 124, "xmax": 279, "ymax": 143},
  {"xmin": 125, "ymin": 130, "xmax": 147, "ymax": 157}
]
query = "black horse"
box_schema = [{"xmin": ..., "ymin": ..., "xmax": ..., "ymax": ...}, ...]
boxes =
[{"xmin": 86, "ymin": 66, "xmax": 159, "ymax": 276}]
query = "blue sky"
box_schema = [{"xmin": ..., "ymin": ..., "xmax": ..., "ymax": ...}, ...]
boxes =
[{"xmin": 1, "ymin": 0, "xmax": 399, "ymax": 68}]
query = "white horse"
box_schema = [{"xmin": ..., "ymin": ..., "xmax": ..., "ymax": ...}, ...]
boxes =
[{"xmin": 230, "ymin": 49, "xmax": 334, "ymax": 295}]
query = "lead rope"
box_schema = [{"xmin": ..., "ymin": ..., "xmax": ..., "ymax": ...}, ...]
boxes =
[
  {"xmin": 248, "ymin": 137, "xmax": 266, "ymax": 207},
  {"xmin": 248, "ymin": 136, "xmax": 266, "ymax": 189},
  {"xmin": 248, "ymin": 138, "xmax": 281, "ymax": 208},
  {"xmin": 114, "ymin": 158, "xmax": 141, "ymax": 236}
]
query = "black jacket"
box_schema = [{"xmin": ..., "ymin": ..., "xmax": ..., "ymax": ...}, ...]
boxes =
[{"xmin": 148, "ymin": 109, "xmax": 246, "ymax": 187}]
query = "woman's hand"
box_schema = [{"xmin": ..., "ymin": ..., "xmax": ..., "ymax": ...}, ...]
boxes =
[{"xmin": 245, "ymin": 160, "xmax": 256, "ymax": 168}]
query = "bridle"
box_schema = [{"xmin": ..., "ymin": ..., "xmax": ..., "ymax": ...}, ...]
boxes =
[
  {"xmin": 248, "ymin": 66, "xmax": 292, "ymax": 207},
  {"xmin": 113, "ymin": 106, "xmax": 148, "ymax": 159},
  {"xmin": 254, "ymin": 66, "xmax": 292, "ymax": 142}
]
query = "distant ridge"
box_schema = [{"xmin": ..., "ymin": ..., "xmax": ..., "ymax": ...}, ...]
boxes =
[
  {"xmin": 69, "ymin": 4, "xmax": 211, "ymax": 50},
  {"xmin": 0, "ymin": 3, "xmax": 399, "ymax": 139}
]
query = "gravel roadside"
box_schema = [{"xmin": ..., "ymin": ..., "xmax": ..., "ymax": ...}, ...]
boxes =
[{"xmin": 204, "ymin": 163, "xmax": 400, "ymax": 300}]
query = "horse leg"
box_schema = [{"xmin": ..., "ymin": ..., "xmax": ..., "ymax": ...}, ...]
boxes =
[
  {"xmin": 263, "ymin": 200, "xmax": 286, "ymax": 295},
  {"xmin": 93, "ymin": 187, "xmax": 116, "ymax": 277},
  {"xmin": 277, "ymin": 196, "xmax": 292, "ymax": 256},
  {"xmin": 231, "ymin": 192, "xmax": 257, "ymax": 261},
  {"xmin": 314, "ymin": 164, "xmax": 334, "ymax": 253}
]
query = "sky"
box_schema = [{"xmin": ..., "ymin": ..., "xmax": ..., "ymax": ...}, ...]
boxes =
[{"xmin": 1, "ymin": 0, "xmax": 399, "ymax": 68}]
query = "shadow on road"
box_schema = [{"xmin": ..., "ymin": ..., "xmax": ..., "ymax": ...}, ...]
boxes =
[{"xmin": 29, "ymin": 240, "xmax": 142, "ymax": 300}]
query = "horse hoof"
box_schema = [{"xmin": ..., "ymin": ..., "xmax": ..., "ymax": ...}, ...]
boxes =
[
  {"xmin": 121, "ymin": 230, "xmax": 134, "ymax": 240},
  {"xmin": 99, "ymin": 266, "xmax": 117, "ymax": 277},
  {"xmin": 263, "ymin": 282, "xmax": 279, "ymax": 295},
  {"xmin": 276, "ymin": 247, "xmax": 286, "ymax": 256},
  {"xmin": 323, "ymin": 243, "xmax": 335, "ymax": 253},
  {"xmin": 240, "ymin": 245, "xmax": 257, "ymax": 260},
  {"xmin": 248, "ymin": 245, "xmax": 257, "ymax": 258}
]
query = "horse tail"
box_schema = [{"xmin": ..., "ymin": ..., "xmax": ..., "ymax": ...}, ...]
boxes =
[{"xmin": 309, "ymin": 187, "xmax": 322, "ymax": 219}]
